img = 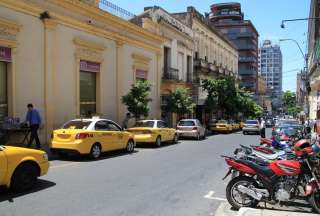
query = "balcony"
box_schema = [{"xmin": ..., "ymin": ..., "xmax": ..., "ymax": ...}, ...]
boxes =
[
  {"xmin": 239, "ymin": 56, "xmax": 257, "ymax": 63},
  {"xmin": 163, "ymin": 68, "xmax": 179, "ymax": 81},
  {"xmin": 238, "ymin": 69, "xmax": 257, "ymax": 76},
  {"xmin": 207, "ymin": 63, "xmax": 215, "ymax": 73},
  {"xmin": 237, "ymin": 44, "xmax": 256, "ymax": 50},
  {"xmin": 237, "ymin": 32, "xmax": 257, "ymax": 38},
  {"xmin": 194, "ymin": 58, "xmax": 209, "ymax": 69}
]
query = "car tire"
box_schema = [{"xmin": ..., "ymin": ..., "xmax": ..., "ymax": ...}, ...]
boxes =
[
  {"xmin": 243, "ymin": 131, "xmax": 247, "ymax": 135},
  {"xmin": 126, "ymin": 140, "xmax": 135, "ymax": 153},
  {"xmin": 90, "ymin": 143, "xmax": 101, "ymax": 159},
  {"xmin": 155, "ymin": 136, "xmax": 161, "ymax": 147},
  {"xmin": 172, "ymin": 134, "xmax": 179, "ymax": 144},
  {"xmin": 11, "ymin": 162, "xmax": 38, "ymax": 192}
]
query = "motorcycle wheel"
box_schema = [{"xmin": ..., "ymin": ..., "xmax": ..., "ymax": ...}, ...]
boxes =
[
  {"xmin": 226, "ymin": 176, "xmax": 259, "ymax": 210},
  {"xmin": 309, "ymin": 191, "xmax": 320, "ymax": 213}
]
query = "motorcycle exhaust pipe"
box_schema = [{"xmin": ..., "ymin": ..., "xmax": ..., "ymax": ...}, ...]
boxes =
[{"xmin": 237, "ymin": 185, "xmax": 263, "ymax": 201}]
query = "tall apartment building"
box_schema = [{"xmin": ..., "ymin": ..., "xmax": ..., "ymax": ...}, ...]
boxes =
[
  {"xmin": 207, "ymin": 3, "xmax": 259, "ymax": 93},
  {"xmin": 258, "ymin": 40, "xmax": 283, "ymax": 109}
]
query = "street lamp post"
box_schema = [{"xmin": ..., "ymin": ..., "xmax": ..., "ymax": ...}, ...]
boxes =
[
  {"xmin": 280, "ymin": 17, "xmax": 320, "ymax": 29},
  {"xmin": 279, "ymin": 38, "xmax": 308, "ymax": 116},
  {"xmin": 280, "ymin": 17, "xmax": 320, "ymax": 118}
]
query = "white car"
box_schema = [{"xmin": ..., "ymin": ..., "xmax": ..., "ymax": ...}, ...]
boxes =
[
  {"xmin": 177, "ymin": 119, "xmax": 206, "ymax": 140},
  {"xmin": 242, "ymin": 120, "xmax": 260, "ymax": 135}
]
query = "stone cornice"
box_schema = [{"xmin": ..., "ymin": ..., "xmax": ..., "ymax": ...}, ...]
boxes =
[{"xmin": 73, "ymin": 37, "xmax": 106, "ymax": 51}]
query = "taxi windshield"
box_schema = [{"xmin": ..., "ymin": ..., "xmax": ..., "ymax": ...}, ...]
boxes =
[
  {"xmin": 218, "ymin": 120, "xmax": 228, "ymax": 124},
  {"xmin": 63, "ymin": 120, "xmax": 92, "ymax": 129},
  {"xmin": 134, "ymin": 121, "xmax": 155, "ymax": 128}
]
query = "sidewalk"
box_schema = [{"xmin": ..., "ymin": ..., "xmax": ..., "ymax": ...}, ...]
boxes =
[{"xmin": 214, "ymin": 202, "xmax": 317, "ymax": 216}]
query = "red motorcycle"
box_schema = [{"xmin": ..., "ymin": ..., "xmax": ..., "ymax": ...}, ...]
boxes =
[{"xmin": 222, "ymin": 145, "xmax": 320, "ymax": 212}]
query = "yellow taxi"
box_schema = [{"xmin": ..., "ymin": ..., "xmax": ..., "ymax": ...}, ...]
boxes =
[
  {"xmin": 212, "ymin": 120, "xmax": 233, "ymax": 133},
  {"xmin": 239, "ymin": 121, "xmax": 245, "ymax": 129},
  {"xmin": 127, "ymin": 120, "xmax": 178, "ymax": 147},
  {"xmin": 0, "ymin": 145, "xmax": 49, "ymax": 191},
  {"xmin": 230, "ymin": 120, "xmax": 240, "ymax": 131},
  {"xmin": 208, "ymin": 119, "xmax": 218, "ymax": 132},
  {"xmin": 50, "ymin": 118, "xmax": 135, "ymax": 159}
]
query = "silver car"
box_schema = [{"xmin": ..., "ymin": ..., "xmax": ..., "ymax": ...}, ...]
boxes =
[
  {"xmin": 177, "ymin": 119, "xmax": 206, "ymax": 140},
  {"xmin": 242, "ymin": 120, "xmax": 260, "ymax": 135}
]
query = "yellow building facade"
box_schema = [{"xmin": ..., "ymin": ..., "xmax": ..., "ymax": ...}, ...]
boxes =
[{"xmin": 0, "ymin": 0, "xmax": 163, "ymax": 145}]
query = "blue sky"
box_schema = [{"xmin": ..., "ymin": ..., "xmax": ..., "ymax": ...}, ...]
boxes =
[{"xmin": 108, "ymin": 0, "xmax": 310, "ymax": 92}]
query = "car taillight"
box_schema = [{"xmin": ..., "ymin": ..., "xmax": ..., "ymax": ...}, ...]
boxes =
[
  {"xmin": 75, "ymin": 133, "xmax": 88, "ymax": 139},
  {"xmin": 192, "ymin": 127, "xmax": 198, "ymax": 131}
]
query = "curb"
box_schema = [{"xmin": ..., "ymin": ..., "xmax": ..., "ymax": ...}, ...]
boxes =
[{"xmin": 237, "ymin": 207, "xmax": 317, "ymax": 216}]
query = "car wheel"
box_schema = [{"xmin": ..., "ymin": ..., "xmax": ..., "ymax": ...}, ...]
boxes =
[
  {"xmin": 172, "ymin": 134, "xmax": 179, "ymax": 144},
  {"xmin": 243, "ymin": 131, "xmax": 247, "ymax": 135},
  {"xmin": 90, "ymin": 144, "xmax": 101, "ymax": 159},
  {"xmin": 155, "ymin": 136, "xmax": 161, "ymax": 147},
  {"xmin": 126, "ymin": 140, "xmax": 135, "ymax": 153},
  {"xmin": 11, "ymin": 162, "xmax": 38, "ymax": 192}
]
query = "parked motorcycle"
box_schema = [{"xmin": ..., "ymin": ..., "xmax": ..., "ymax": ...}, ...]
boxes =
[{"xmin": 222, "ymin": 143, "xmax": 320, "ymax": 212}]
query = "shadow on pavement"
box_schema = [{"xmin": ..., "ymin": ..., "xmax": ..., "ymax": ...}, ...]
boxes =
[
  {"xmin": 0, "ymin": 179, "xmax": 56, "ymax": 203},
  {"xmin": 136, "ymin": 141, "xmax": 180, "ymax": 149},
  {"xmin": 50, "ymin": 149, "xmax": 139, "ymax": 162}
]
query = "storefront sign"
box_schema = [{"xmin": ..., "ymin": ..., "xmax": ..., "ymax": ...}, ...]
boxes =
[
  {"xmin": 136, "ymin": 69, "xmax": 148, "ymax": 80},
  {"xmin": 0, "ymin": 47, "xmax": 11, "ymax": 62},
  {"xmin": 80, "ymin": 60, "xmax": 100, "ymax": 73}
]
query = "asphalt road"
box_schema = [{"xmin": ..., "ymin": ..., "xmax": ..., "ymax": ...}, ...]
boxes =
[{"xmin": 0, "ymin": 130, "xmax": 262, "ymax": 216}]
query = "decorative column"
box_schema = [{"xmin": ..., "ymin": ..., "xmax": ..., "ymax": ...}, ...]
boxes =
[
  {"xmin": 116, "ymin": 40, "xmax": 124, "ymax": 122},
  {"xmin": 156, "ymin": 50, "xmax": 162, "ymax": 119},
  {"xmin": 43, "ymin": 19, "xmax": 57, "ymax": 143}
]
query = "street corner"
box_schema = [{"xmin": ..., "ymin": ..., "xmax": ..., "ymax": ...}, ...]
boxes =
[{"xmin": 213, "ymin": 202, "xmax": 238, "ymax": 216}]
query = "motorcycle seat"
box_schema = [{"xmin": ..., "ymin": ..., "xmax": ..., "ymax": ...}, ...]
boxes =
[{"xmin": 238, "ymin": 159, "xmax": 274, "ymax": 177}]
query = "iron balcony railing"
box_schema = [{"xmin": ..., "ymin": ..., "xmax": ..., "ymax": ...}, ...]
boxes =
[
  {"xmin": 99, "ymin": 0, "xmax": 136, "ymax": 20},
  {"xmin": 163, "ymin": 68, "xmax": 180, "ymax": 81},
  {"xmin": 239, "ymin": 56, "xmax": 257, "ymax": 63}
]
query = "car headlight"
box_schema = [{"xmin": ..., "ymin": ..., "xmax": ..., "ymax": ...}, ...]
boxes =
[{"xmin": 43, "ymin": 153, "xmax": 49, "ymax": 161}]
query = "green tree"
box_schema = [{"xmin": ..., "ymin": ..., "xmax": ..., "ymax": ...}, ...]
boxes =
[
  {"xmin": 282, "ymin": 91, "xmax": 300, "ymax": 116},
  {"xmin": 283, "ymin": 91, "xmax": 296, "ymax": 110},
  {"xmin": 164, "ymin": 88, "xmax": 195, "ymax": 117},
  {"xmin": 121, "ymin": 80, "xmax": 152, "ymax": 120},
  {"xmin": 201, "ymin": 77, "xmax": 238, "ymax": 117},
  {"xmin": 252, "ymin": 103, "xmax": 264, "ymax": 119}
]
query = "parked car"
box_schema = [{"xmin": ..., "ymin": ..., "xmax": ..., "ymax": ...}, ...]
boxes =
[
  {"xmin": 242, "ymin": 119, "xmax": 260, "ymax": 135},
  {"xmin": 230, "ymin": 120, "xmax": 240, "ymax": 131},
  {"xmin": 0, "ymin": 145, "xmax": 49, "ymax": 191},
  {"xmin": 176, "ymin": 119, "xmax": 206, "ymax": 140},
  {"xmin": 213, "ymin": 120, "xmax": 233, "ymax": 133},
  {"xmin": 208, "ymin": 119, "xmax": 218, "ymax": 132},
  {"xmin": 50, "ymin": 118, "xmax": 135, "ymax": 159},
  {"xmin": 127, "ymin": 120, "xmax": 178, "ymax": 147},
  {"xmin": 265, "ymin": 119, "xmax": 273, "ymax": 128}
]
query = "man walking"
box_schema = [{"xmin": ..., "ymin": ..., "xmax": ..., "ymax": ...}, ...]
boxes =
[
  {"xmin": 122, "ymin": 113, "xmax": 131, "ymax": 129},
  {"xmin": 25, "ymin": 104, "xmax": 42, "ymax": 149},
  {"xmin": 260, "ymin": 118, "xmax": 266, "ymax": 138}
]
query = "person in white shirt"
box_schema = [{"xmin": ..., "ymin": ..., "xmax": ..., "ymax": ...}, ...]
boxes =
[{"xmin": 260, "ymin": 118, "xmax": 266, "ymax": 138}]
